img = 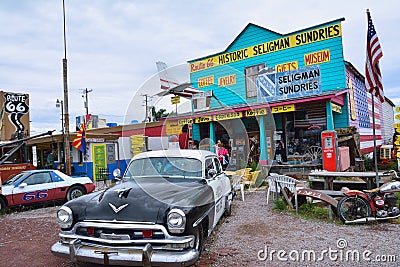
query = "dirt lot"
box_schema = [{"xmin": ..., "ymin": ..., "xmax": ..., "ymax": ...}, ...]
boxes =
[{"xmin": 1, "ymin": 189, "xmax": 400, "ymax": 266}]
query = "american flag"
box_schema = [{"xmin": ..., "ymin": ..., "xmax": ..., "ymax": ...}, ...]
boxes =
[{"xmin": 365, "ymin": 10, "xmax": 384, "ymax": 103}]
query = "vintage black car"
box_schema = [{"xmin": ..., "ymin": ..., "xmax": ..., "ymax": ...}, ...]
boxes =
[{"xmin": 51, "ymin": 149, "xmax": 233, "ymax": 266}]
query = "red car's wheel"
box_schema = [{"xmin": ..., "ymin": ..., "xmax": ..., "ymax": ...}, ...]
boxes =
[{"xmin": 66, "ymin": 185, "xmax": 86, "ymax": 201}]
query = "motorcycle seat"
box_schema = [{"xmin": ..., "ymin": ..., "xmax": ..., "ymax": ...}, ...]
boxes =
[{"xmin": 364, "ymin": 188, "xmax": 379, "ymax": 193}]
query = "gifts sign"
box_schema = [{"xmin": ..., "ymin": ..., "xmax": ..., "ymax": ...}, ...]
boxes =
[{"xmin": 4, "ymin": 93, "xmax": 29, "ymax": 139}]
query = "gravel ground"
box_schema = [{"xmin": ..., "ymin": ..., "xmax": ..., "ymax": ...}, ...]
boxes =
[
  {"xmin": 1, "ymin": 189, "xmax": 400, "ymax": 266},
  {"xmin": 198, "ymin": 188, "xmax": 400, "ymax": 267}
]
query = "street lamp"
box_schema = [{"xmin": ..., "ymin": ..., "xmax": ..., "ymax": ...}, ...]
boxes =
[
  {"xmin": 56, "ymin": 99, "xmax": 65, "ymax": 171},
  {"xmin": 56, "ymin": 99, "xmax": 64, "ymax": 134}
]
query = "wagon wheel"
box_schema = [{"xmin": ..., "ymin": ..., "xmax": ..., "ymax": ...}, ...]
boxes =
[{"xmin": 303, "ymin": 146, "xmax": 322, "ymax": 162}]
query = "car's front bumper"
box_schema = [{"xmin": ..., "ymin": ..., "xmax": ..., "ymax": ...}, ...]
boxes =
[{"xmin": 51, "ymin": 238, "xmax": 199, "ymax": 266}]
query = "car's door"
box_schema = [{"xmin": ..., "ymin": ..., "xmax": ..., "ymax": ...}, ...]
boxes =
[
  {"xmin": 205, "ymin": 156, "xmax": 224, "ymax": 228},
  {"xmin": 12, "ymin": 172, "xmax": 55, "ymax": 205}
]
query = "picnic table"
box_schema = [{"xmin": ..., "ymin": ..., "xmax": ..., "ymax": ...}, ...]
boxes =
[
  {"xmin": 268, "ymin": 163, "xmax": 322, "ymax": 179},
  {"xmin": 308, "ymin": 170, "xmax": 393, "ymax": 190}
]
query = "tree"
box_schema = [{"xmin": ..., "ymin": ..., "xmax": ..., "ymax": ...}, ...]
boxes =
[{"xmin": 151, "ymin": 107, "xmax": 169, "ymax": 121}]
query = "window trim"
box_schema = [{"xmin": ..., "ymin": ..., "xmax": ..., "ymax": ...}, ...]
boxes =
[{"xmin": 244, "ymin": 63, "xmax": 265, "ymax": 99}]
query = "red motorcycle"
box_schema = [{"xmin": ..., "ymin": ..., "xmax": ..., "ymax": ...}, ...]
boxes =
[{"xmin": 337, "ymin": 170, "xmax": 400, "ymax": 224}]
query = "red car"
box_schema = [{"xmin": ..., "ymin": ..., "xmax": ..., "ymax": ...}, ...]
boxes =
[{"xmin": 0, "ymin": 170, "xmax": 95, "ymax": 211}]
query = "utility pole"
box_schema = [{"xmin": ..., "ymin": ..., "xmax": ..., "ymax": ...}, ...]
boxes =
[
  {"xmin": 82, "ymin": 88, "xmax": 93, "ymax": 115},
  {"xmin": 141, "ymin": 94, "xmax": 153, "ymax": 122},
  {"xmin": 62, "ymin": 0, "xmax": 71, "ymax": 175}
]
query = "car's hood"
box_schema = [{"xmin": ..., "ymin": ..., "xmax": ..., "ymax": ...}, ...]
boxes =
[{"xmin": 73, "ymin": 177, "xmax": 214, "ymax": 223}]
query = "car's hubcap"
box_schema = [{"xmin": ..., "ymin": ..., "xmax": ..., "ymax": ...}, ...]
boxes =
[{"xmin": 71, "ymin": 189, "xmax": 82, "ymax": 199}]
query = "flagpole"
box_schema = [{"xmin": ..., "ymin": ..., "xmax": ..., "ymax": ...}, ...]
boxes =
[
  {"xmin": 365, "ymin": 9, "xmax": 382, "ymax": 187},
  {"xmin": 371, "ymin": 94, "xmax": 379, "ymax": 187}
]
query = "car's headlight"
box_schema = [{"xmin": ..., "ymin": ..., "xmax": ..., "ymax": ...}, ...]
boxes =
[
  {"xmin": 57, "ymin": 206, "xmax": 73, "ymax": 229},
  {"xmin": 167, "ymin": 209, "xmax": 186, "ymax": 234}
]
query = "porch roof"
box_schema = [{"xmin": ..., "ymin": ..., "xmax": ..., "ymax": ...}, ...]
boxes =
[{"xmin": 26, "ymin": 132, "xmax": 120, "ymax": 145}]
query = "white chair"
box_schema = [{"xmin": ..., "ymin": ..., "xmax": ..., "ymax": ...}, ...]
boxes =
[
  {"xmin": 266, "ymin": 173, "xmax": 307, "ymax": 214},
  {"xmin": 266, "ymin": 173, "xmax": 280, "ymax": 204},
  {"xmin": 232, "ymin": 174, "xmax": 245, "ymax": 201}
]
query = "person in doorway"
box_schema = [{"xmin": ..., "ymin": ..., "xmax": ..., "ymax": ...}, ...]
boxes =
[
  {"xmin": 218, "ymin": 143, "xmax": 229, "ymax": 170},
  {"xmin": 213, "ymin": 140, "xmax": 222, "ymax": 154},
  {"xmin": 191, "ymin": 140, "xmax": 199, "ymax": 150},
  {"xmin": 46, "ymin": 151, "xmax": 54, "ymax": 169},
  {"xmin": 275, "ymin": 140, "xmax": 286, "ymax": 163}
]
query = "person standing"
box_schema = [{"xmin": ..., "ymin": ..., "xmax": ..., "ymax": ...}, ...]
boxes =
[
  {"xmin": 218, "ymin": 143, "xmax": 229, "ymax": 170},
  {"xmin": 213, "ymin": 140, "xmax": 222, "ymax": 154}
]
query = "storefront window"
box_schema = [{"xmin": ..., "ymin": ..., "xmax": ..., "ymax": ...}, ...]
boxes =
[
  {"xmin": 285, "ymin": 102, "xmax": 326, "ymax": 157},
  {"xmin": 245, "ymin": 63, "xmax": 265, "ymax": 99}
]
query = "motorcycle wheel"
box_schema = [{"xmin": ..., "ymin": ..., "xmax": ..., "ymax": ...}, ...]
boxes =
[{"xmin": 337, "ymin": 196, "xmax": 371, "ymax": 223}]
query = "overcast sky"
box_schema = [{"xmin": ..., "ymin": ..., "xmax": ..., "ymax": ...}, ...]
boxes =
[{"xmin": 1, "ymin": 0, "xmax": 399, "ymax": 134}]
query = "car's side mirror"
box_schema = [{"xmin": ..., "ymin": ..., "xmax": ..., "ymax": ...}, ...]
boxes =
[
  {"xmin": 208, "ymin": 169, "xmax": 217, "ymax": 178},
  {"xmin": 19, "ymin": 183, "xmax": 27, "ymax": 188}
]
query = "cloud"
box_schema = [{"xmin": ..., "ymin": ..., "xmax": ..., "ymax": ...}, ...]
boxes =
[{"xmin": 0, "ymin": 0, "xmax": 399, "ymax": 135}]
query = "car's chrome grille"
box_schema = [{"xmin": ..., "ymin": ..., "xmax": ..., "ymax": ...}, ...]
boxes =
[
  {"xmin": 75, "ymin": 226, "xmax": 166, "ymax": 240},
  {"xmin": 60, "ymin": 221, "xmax": 194, "ymax": 250}
]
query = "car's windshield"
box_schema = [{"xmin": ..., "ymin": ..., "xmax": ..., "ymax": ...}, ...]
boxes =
[
  {"xmin": 3, "ymin": 173, "xmax": 25, "ymax": 185},
  {"xmin": 125, "ymin": 157, "xmax": 202, "ymax": 178}
]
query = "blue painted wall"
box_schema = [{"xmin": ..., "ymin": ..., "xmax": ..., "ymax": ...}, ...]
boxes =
[
  {"xmin": 54, "ymin": 159, "xmax": 130, "ymax": 181},
  {"xmin": 189, "ymin": 19, "xmax": 346, "ymax": 107}
]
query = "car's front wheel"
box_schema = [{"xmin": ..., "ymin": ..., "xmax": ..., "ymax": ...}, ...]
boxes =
[
  {"xmin": 193, "ymin": 224, "xmax": 204, "ymax": 255},
  {"xmin": 66, "ymin": 185, "xmax": 86, "ymax": 201},
  {"xmin": 224, "ymin": 195, "xmax": 232, "ymax": 216}
]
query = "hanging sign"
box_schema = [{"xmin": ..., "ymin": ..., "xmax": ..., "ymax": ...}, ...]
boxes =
[
  {"xmin": 396, "ymin": 107, "xmax": 400, "ymax": 113},
  {"xmin": 171, "ymin": 96, "xmax": 180, "ymax": 104},
  {"xmin": 271, "ymin": 104, "xmax": 295, "ymax": 113},
  {"xmin": 395, "ymin": 114, "xmax": 400, "ymax": 120},
  {"xmin": 394, "ymin": 123, "xmax": 400, "ymax": 128},
  {"xmin": 214, "ymin": 112, "xmax": 242, "ymax": 121},
  {"xmin": 245, "ymin": 108, "xmax": 267, "ymax": 117},
  {"xmin": 177, "ymin": 118, "xmax": 193, "ymax": 125},
  {"xmin": 195, "ymin": 116, "xmax": 212, "ymax": 123},
  {"xmin": 394, "ymin": 140, "xmax": 400, "ymax": 146},
  {"xmin": 332, "ymin": 103, "xmax": 342, "ymax": 113}
]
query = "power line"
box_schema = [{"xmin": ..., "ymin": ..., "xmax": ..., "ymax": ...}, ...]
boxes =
[
  {"xmin": 141, "ymin": 94, "xmax": 154, "ymax": 122},
  {"xmin": 81, "ymin": 88, "xmax": 93, "ymax": 115}
]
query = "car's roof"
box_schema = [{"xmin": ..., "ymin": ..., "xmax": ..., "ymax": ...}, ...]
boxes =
[
  {"xmin": 132, "ymin": 149, "xmax": 217, "ymax": 161},
  {"xmin": 22, "ymin": 169, "xmax": 53, "ymax": 174}
]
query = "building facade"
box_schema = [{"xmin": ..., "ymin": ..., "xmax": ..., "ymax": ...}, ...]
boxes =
[{"xmin": 182, "ymin": 18, "xmax": 387, "ymax": 169}]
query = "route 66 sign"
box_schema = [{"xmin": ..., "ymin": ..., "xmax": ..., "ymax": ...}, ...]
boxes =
[
  {"xmin": 4, "ymin": 93, "xmax": 29, "ymax": 114},
  {"xmin": 2, "ymin": 92, "xmax": 29, "ymax": 140}
]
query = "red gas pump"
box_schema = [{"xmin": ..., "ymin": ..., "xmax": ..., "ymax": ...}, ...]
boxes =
[{"xmin": 321, "ymin": 130, "xmax": 339, "ymax": 171}]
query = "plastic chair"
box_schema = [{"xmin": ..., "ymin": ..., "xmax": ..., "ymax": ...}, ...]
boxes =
[
  {"xmin": 231, "ymin": 174, "xmax": 245, "ymax": 201},
  {"xmin": 266, "ymin": 174, "xmax": 307, "ymax": 213},
  {"xmin": 266, "ymin": 173, "xmax": 280, "ymax": 204},
  {"xmin": 245, "ymin": 170, "xmax": 261, "ymax": 188}
]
